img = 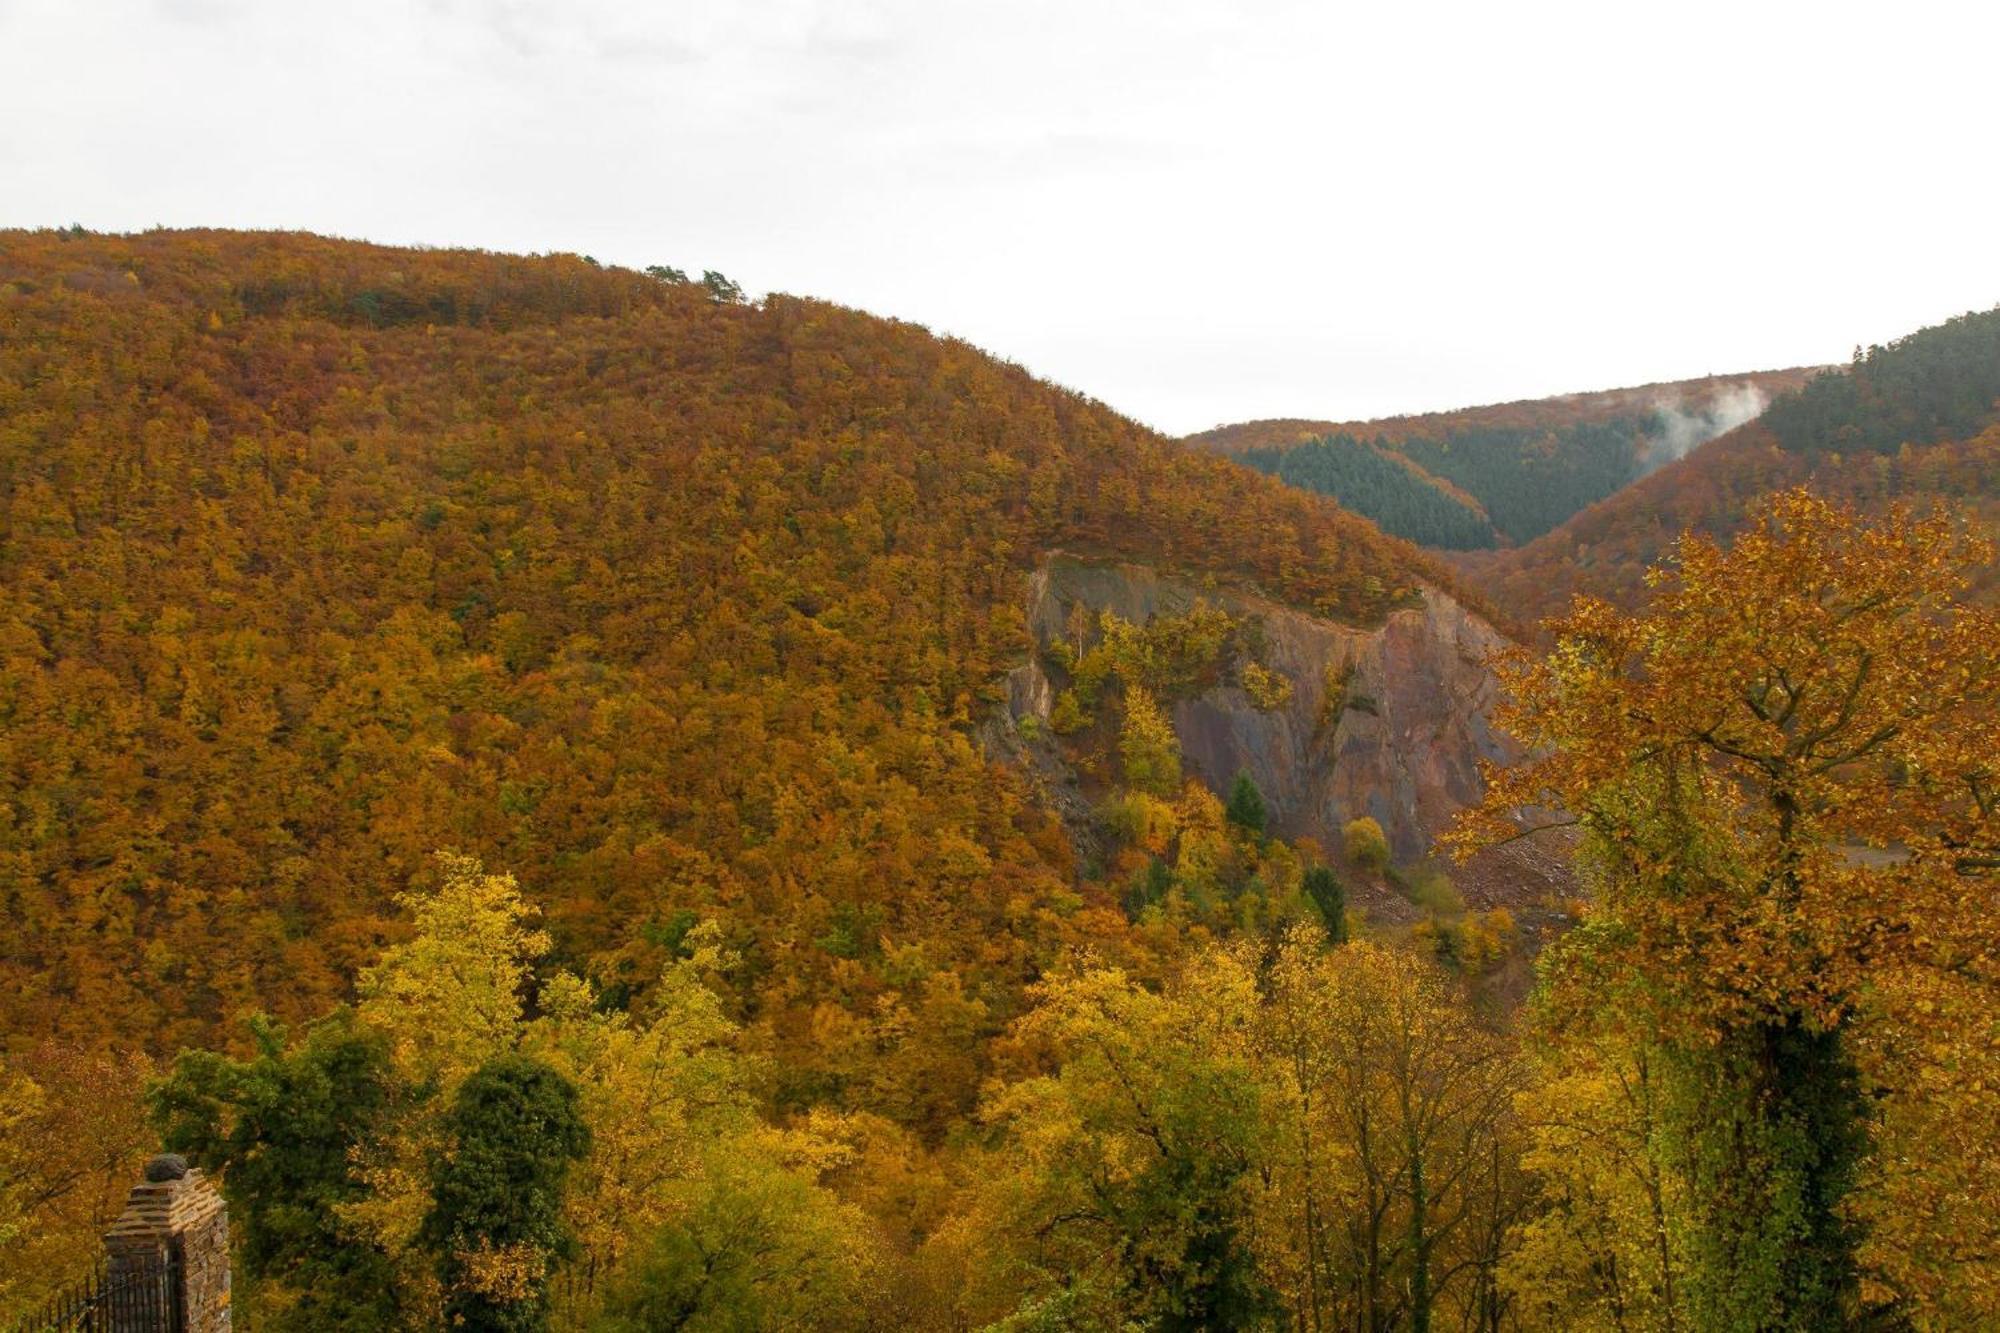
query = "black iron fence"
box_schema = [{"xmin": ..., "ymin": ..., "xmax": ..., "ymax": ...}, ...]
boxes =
[{"xmin": 7, "ymin": 1253, "xmax": 183, "ymax": 1333}]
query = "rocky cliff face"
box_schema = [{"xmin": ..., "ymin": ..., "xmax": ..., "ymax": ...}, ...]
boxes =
[{"xmin": 1004, "ymin": 554, "xmax": 1515, "ymax": 868}]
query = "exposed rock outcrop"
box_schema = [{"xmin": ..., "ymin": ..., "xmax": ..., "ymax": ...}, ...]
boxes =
[{"xmin": 1006, "ymin": 554, "xmax": 1519, "ymax": 872}]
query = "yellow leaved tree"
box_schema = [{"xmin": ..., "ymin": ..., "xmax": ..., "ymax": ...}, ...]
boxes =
[
  {"xmin": 231, "ymin": 852, "xmax": 879, "ymax": 1330},
  {"xmin": 934, "ymin": 929, "xmax": 1526, "ymax": 1332},
  {"xmin": 1453, "ymin": 489, "xmax": 2000, "ymax": 1329}
]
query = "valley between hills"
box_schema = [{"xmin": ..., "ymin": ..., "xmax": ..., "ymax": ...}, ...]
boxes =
[{"xmin": 3, "ymin": 227, "xmax": 1997, "ymax": 1331}]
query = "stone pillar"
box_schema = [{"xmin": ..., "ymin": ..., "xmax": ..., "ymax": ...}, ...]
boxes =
[{"xmin": 103, "ymin": 1153, "xmax": 232, "ymax": 1332}]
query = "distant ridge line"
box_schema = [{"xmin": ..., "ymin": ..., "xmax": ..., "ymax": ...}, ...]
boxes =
[{"xmin": 1185, "ymin": 367, "xmax": 1830, "ymax": 455}]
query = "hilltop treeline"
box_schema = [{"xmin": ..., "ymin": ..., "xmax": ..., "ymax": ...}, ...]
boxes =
[
  {"xmin": 1765, "ymin": 305, "xmax": 2000, "ymax": 454},
  {"xmin": 1463, "ymin": 305, "xmax": 2000, "ymax": 628},
  {"xmin": 1204, "ymin": 373, "xmax": 1822, "ymax": 551}
]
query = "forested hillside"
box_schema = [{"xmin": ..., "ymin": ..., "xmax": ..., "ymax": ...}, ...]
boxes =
[
  {"xmin": 1764, "ymin": 307, "xmax": 2000, "ymax": 454},
  {"xmin": 0, "ymin": 228, "xmax": 1471, "ymax": 1066},
  {"xmin": 0, "ymin": 227, "xmax": 1557, "ymax": 1328},
  {"xmin": 1200, "ymin": 370, "xmax": 1819, "ymax": 547},
  {"xmin": 1243, "ymin": 433, "xmax": 1496, "ymax": 548},
  {"xmin": 1463, "ymin": 306, "xmax": 2000, "ymax": 626},
  {"xmin": 1245, "ymin": 417, "xmax": 1646, "ymax": 547}
]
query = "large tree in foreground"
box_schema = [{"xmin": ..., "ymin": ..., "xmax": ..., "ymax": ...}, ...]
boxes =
[
  {"xmin": 420, "ymin": 1055, "xmax": 590, "ymax": 1333},
  {"xmin": 1453, "ymin": 489, "xmax": 2000, "ymax": 1330}
]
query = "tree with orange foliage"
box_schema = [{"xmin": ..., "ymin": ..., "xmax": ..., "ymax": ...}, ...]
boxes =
[
  {"xmin": 0, "ymin": 1044, "xmax": 156, "ymax": 1320},
  {"xmin": 1453, "ymin": 489, "xmax": 2000, "ymax": 1329}
]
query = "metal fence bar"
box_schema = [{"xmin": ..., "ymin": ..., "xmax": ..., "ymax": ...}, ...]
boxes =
[{"xmin": 7, "ymin": 1249, "xmax": 183, "ymax": 1332}]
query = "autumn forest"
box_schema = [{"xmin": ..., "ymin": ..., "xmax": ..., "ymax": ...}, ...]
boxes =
[{"xmin": 2, "ymin": 228, "xmax": 1997, "ymax": 1332}]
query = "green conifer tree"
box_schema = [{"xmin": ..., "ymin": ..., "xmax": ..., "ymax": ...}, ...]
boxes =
[
  {"xmin": 1225, "ymin": 771, "xmax": 1268, "ymax": 835},
  {"xmin": 1302, "ymin": 866, "xmax": 1347, "ymax": 943}
]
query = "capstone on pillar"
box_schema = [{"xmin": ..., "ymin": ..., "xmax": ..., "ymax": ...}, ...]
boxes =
[{"xmin": 103, "ymin": 1152, "xmax": 232, "ymax": 1331}]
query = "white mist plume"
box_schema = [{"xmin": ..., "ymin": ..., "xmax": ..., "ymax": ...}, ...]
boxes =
[{"xmin": 1645, "ymin": 383, "xmax": 1770, "ymax": 469}]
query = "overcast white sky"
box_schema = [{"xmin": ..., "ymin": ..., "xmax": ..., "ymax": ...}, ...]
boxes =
[{"xmin": 4, "ymin": 1, "xmax": 1996, "ymax": 434}]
